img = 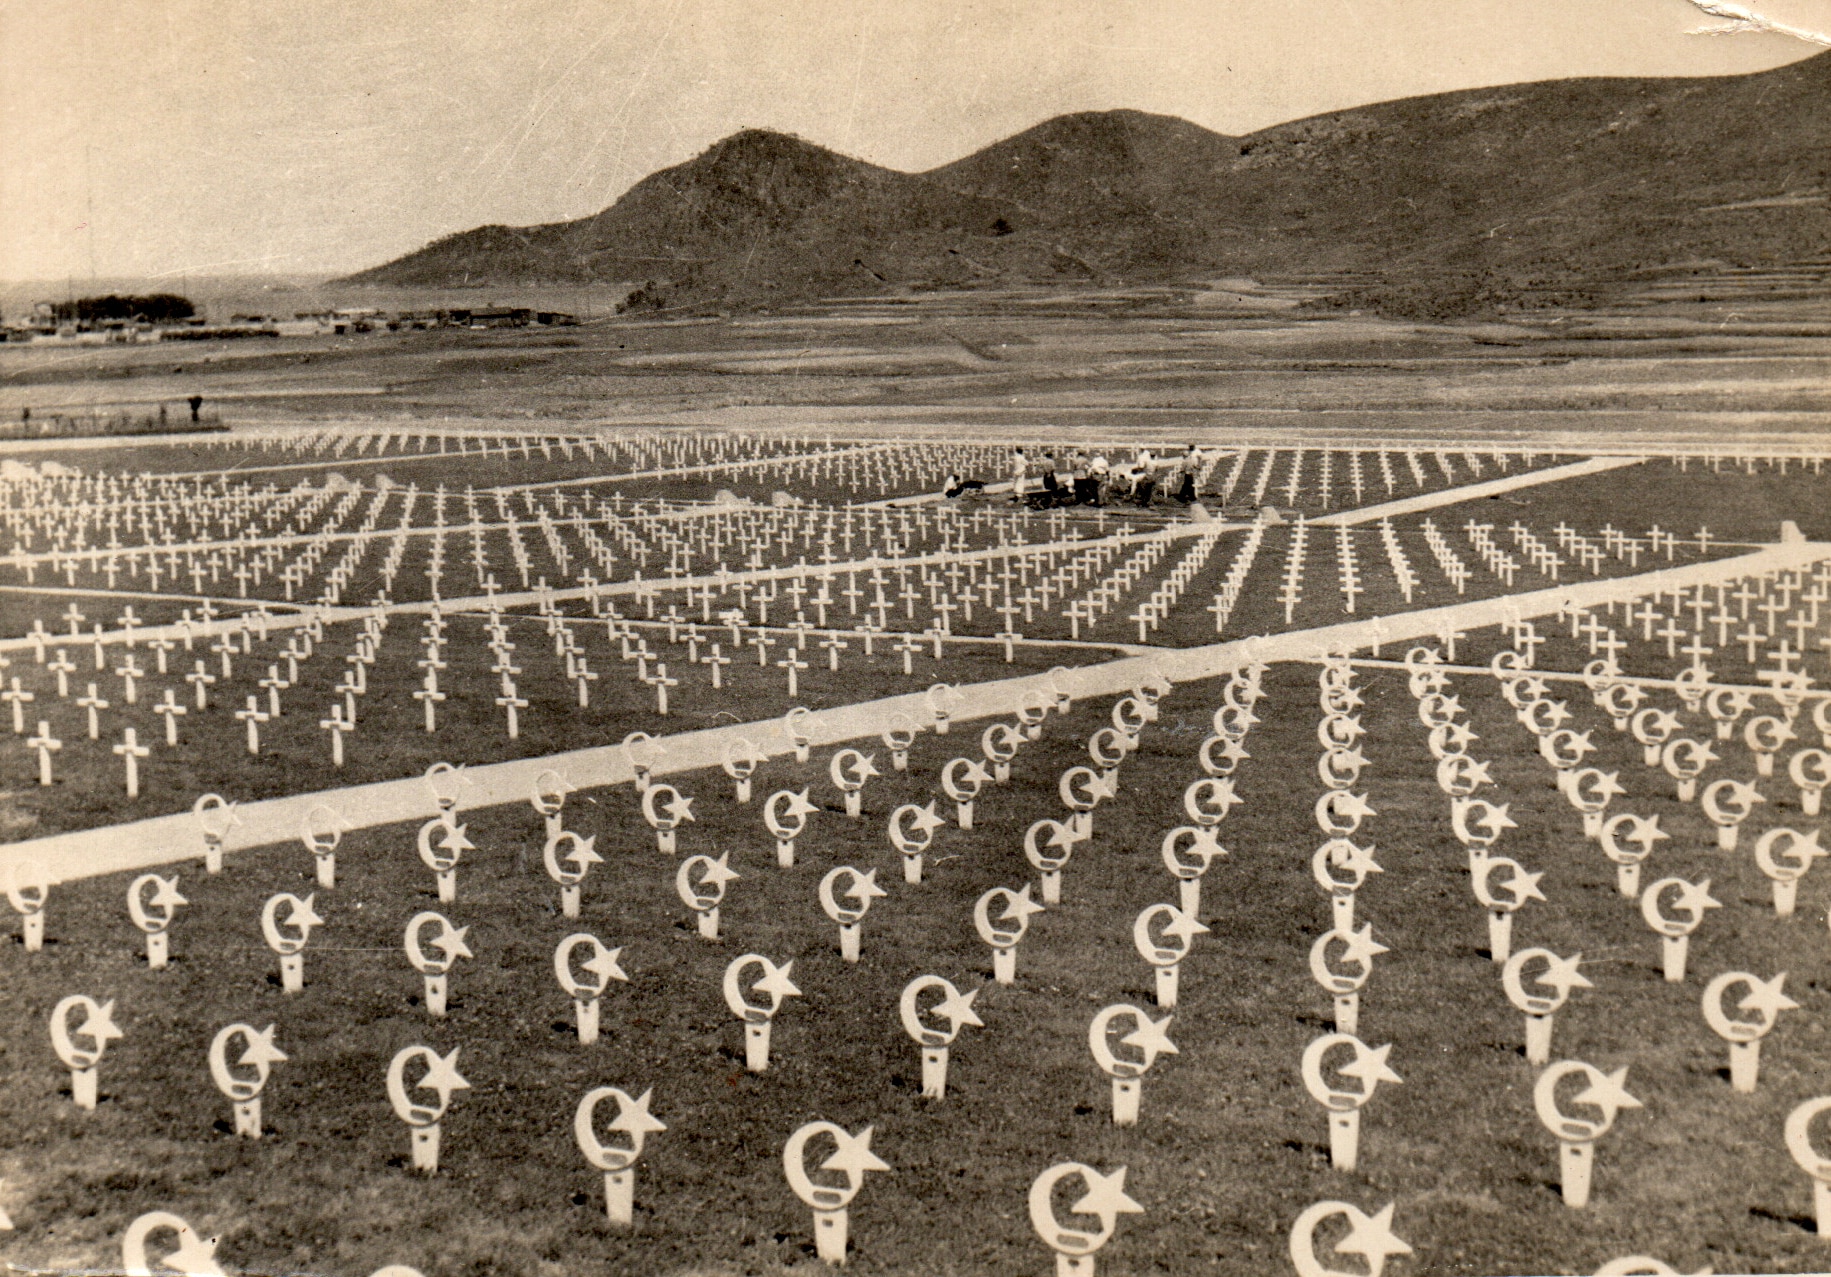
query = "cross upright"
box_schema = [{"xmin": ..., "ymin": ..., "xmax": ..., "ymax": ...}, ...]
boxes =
[
  {"xmin": 259, "ymin": 665, "xmax": 288, "ymax": 717},
  {"xmin": 26, "ymin": 618, "xmax": 48, "ymax": 663},
  {"xmin": 1596, "ymin": 630, "xmax": 1627, "ymax": 663},
  {"xmin": 703, "ymin": 643, "xmax": 731, "ymax": 689},
  {"xmin": 894, "ymin": 634, "xmax": 922, "ymax": 676},
  {"xmin": 1654, "ymin": 617, "xmax": 1686, "ymax": 658},
  {"xmin": 651, "ymin": 663, "xmax": 680, "ymax": 714},
  {"xmin": 62, "ymin": 603, "xmax": 86, "ymax": 636},
  {"xmin": 46, "ymin": 649, "xmax": 76, "ymax": 698},
  {"xmin": 819, "ymin": 630, "xmax": 849, "ymax": 671},
  {"xmin": 1765, "ymin": 640, "xmax": 1803, "ymax": 674},
  {"xmin": 319, "ymin": 704, "xmax": 354, "ymax": 764},
  {"xmin": 113, "ymin": 728, "xmax": 150, "ymax": 799},
  {"xmin": 26, "ymin": 720, "xmax": 61, "ymax": 785},
  {"xmin": 154, "ymin": 688, "xmax": 187, "ymax": 745},
  {"xmin": 748, "ymin": 630, "xmax": 777, "ymax": 667},
  {"xmin": 234, "ymin": 695, "xmax": 271, "ymax": 754},
  {"xmin": 1631, "ymin": 599, "xmax": 1662, "ymax": 641},
  {"xmin": 113, "ymin": 653, "xmax": 144, "ymax": 704},
  {"xmin": 1758, "ymin": 594, "xmax": 1788, "ymax": 638},
  {"xmin": 115, "ymin": 606, "xmax": 141, "ymax": 646},
  {"xmin": 495, "ymin": 689, "xmax": 530, "ymax": 739},
  {"xmin": 1787, "ymin": 610, "xmax": 1815, "ymax": 650},
  {"xmin": 776, "ymin": 649, "xmax": 810, "ymax": 699},
  {"xmin": 2, "ymin": 677, "xmax": 34, "ymax": 733},
  {"xmin": 146, "ymin": 635, "xmax": 175, "ymax": 674},
  {"xmin": 212, "ymin": 631, "xmax": 237, "ymax": 679},
  {"xmin": 77, "ymin": 683, "xmax": 109, "ymax": 739},
  {"xmin": 185, "ymin": 660, "xmax": 217, "ymax": 709},
  {"xmin": 1736, "ymin": 624, "xmax": 1766, "ymax": 664}
]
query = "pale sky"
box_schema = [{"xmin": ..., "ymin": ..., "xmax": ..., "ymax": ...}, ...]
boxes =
[{"xmin": 2, "ymin": 0, "xmax": 1824, "ymax": 280}]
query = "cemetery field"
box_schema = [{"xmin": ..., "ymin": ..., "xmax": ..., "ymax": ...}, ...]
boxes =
[{"xmin": 4, "ymin": 418, "xmax": 1831, "ymax": 1276}]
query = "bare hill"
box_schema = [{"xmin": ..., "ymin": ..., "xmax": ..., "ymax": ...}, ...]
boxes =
[{"xmin": 342, "ymin": 52, "xmax": 1831, "ymax": 313}]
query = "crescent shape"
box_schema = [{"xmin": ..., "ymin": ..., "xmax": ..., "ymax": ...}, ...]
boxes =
[
  {"xmin": 943, "ymin": 757, "xmax": 983, "ymax": 800},
  {"xmin": 1784, "ymin": 1095, "xmax": 1831, "ymax": 1179},
  {"xmin": 925, "ymin": 684, "xmax": 957, "ymax": 716},
  {"xmin": 1501, "ymin": 948, "xmax": 1566, "ymax": 1016},
  {"xmin": 1789, "ymin": 748, "xmax": 1831, "ymax": 789},
  {"xmin": 1319, "ymin": 750, "xmax": 1364, "ymax": 789},
  {"xmin": 1088, "ymin": 1004, "xmax": 1145, "ymax": 1077},
  {"xmin": 973, "ymin": 888, "xmax": 1026, "ymax": 948},
  {"xmin": 1016, "ymin": 695, "xmax": 1048, "ymax": 727},
  {"xmin": 1046, "ymin": 667, "xmax": 1077, "ymax": 703},
  {"xmin": 887, "ymin": 804, "xmax": 934, "ymax": 853},
  {"xmin": 830, "ymin": 749, "xmax": 861, "ymax": 790},
  {"xmin": 722, "ymin": 954, "xmax": 778, "ymax": 1021},
  {"xmin": 403, "ymin": 911, "xmax": 455, "ymax": 974},
  {"xmin": 641, "ymin": 784, "xmax": 678, "ymax": 829},
  {"xmin": 553, "ymin": 932, "xmax": 611, "ymax": 999},
  {"xmin": 817, "ymin": 867, "xmax": 868, "ymax": 924},
  {"xmin": 1541, "ymin": 730, "xmax": 1587, "ymax": 769},
  {"xmin": 982, "ymin": 724, "xmax": 1020, "ymax": 763},
  {"xmin": 529, "ymin": 769, "xmax": 572, "ymax": 816},
  {"xmin": 122, "ymin": 1211, "xmax": 223, "ymax": 1277},
  {"xmin": 899, "ymin": 974, "xmax": 958, "ymax": 1046},
  {"xmin": 621, "ymin": 731, "xmax": 660, "ymax": 769},
  {"xmin": 543, "ymin": 831, "xmax": 590, "ymax": 885},
  {"xmin": 783, "ymin": 1120, "xmax": 865, "ymax": 1210},
  {"xmin": 1566, "ymin": 768, "xmax": 1612, "ymax": 811},
  {"xmin": 1300, "ymin": 1033, "xmax": 1383, "ymax": 1110},
  {"xmin": 1630, "ymin": 708, "xmax": 1674, "ymax": 745},
  {"xmin": 1314, "ymin": 791, "xmax": 1367, "ymax": 835},
  {"xmin": 1312, "ymin": 841, "xmax": 1371, "ymax": 894},
  {"xmin": 1132, "ymin": 904, "xmax": 1189, "ymax": 967},
  {"xmin": 1700, "ymin": 971, "xmax": 1778, "ymax": 1042},
  {"xmin": 420, "ymin": 763, "xmax": 466, "ymax": 810},
  {"xmin": 260, "ymin": 893, "xmax": 313, "ymax": 954},
  {"xmin": 417, "ymin": 817, "xmax": 460, "ymax": 872},
  {"xmin": 1183, "ymin": 778, "xmax": 1233, "ymax": 824},
  {"xmin": 1025, "ymin": 820, "xmax": 1075, "ymax": 872},
  {"xmin": 575, "ymin": 1085, "xmax": 643, "ymax": 1171},
  {"xmin": 1816, "ymin": 697, "xmax": 1831, "ymax": 734},
  {"xmin": 882, "ymin": 711, "xmax": 919, "ymax": 749},
  {"xmin": 208, "ymin": 1023, "xmax": 268, "ymax": 1100},
  {"xmin": 1581, "ymin": 659, "xmax": 1618, "ymax": 692},
  {"xmin": 1417, "ymin": 696, "xmax": 1457, "ymax": 728},
  {"xmin": 193, "ymin": 792, "xmax": 239, "ymax": 841},
  {"xmin": 1639, "ymin": 878, "xmax": 1703, "ymax": 935},
  {"xmin": 1450, "ymin": 799, "xmax": 1502, "ymax": 848},
  {"xmin": 1316, "ymin": 715, "xmax": 1361, "ymax": 749},
  {"xmin": 674, "ymin": 856, "xmax": 723, "ymax": 911},
  {"xmin": 1599, "ymin": 814, "xmax": 1650, "ymax": 865},
  {"xmin": 1472, "ymin": 857, "xmax": 1531, "ymax": 912},
  {"xmin": 1214, "ymin": 704, "xmax": 1255, "ymax": 741},
  {"xmin": 300, "ymin": 804, "xmax": 345, "ymax": 853},
  {"xmin": 765, "ymin": 790, "xmax": 807, "ymax": 839},
  {"xmin": 722, "ymin": 737, "xmax": 761, "ymax": 779},
  {"xmin": 127, "ymin": 874, "xmax": 173, "ymax": 933},
  {"xmin": 49, "ymin": 994, "xmax": 103, "ymax": 1068},
  {"xmin": 385, "ymin": 1045, "xmax": 447, "ymax": 1126},
  {"xmin": 1087, "ymin": 730, "xmax": 1129, "ymax": 769},
  {"xmin": 1028, "ymin": 1162, "xmax": 1112, "ymax": 1257},
  {"xmin": 1754, "ymin": 828, "xmax": 1816, "ymax": 881},
  {"xmin": 1309, "ymin": 930, "xmax": 1371, "ymax": 994},
  {"xmin": 1112, "ymin": 698, "xmax": 1147, "ymax": 734},
  {"xmin": 1519, "ymin": 700, "xmax": 1559, "ymax": 737},
  {"xmin": 1490, "ymin": 649, "xmax": 1526, "ymax": 675},
  {"xmin": 1435, "ymin": 754, "xmax": 1480, "ymax": 797},
  {"xmin": 1289, "ymin": 1200, "xmax": 1364, "ymax": 1277},
  {"xmin": 1198, "ymin": 734, "xmax": 1241, "ymax": 777},
  {"xmin": 1534, "ymin": 1060, "xmax": 1618, "ymax": 1141},
  {"xmin": 6, "ymin": 858, "xmax": 50, "ymax": 913}
]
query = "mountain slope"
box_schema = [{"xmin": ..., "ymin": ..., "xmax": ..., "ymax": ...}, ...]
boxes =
[{"xmin": 343, "ymin": 51, "xmax": 1831, "ymax": 310}]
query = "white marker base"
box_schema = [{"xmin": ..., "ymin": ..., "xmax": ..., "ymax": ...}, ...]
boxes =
[
  {"xmin": 1042, "ymin": 870, "xmax": 1063, "ymax": 905},
  {"xmin": 71, "ymin": 1067, "xmax": 97, "ymax": 1110},
  {"xmin": 280, "ymin": 953, "xmax": 304, "ymax": 993},
  {"xmin": 1642, "ymin": 744, "xmax": 1661, "ymax": 767},
  {"xmin": 657, "ymin": 830, "xmax": 676, "ymax": 855},
  {"xmin": 957, "ymin": 801, "xmax": 974, "ymax": 830},
  {"xmin": 1582, "ymin": 811, "xmax": 1602, "ymax": 839},
  {"xmin": 994, "ymin": 762, "xmax": 1011, "ymax": 784},
  {"xmin": 1716, "ymin": 824, "xmax": 1739, "ymax": 852},
  {"xmin": 840, "ymin": 923, "xmax": 860, "ymax": 963},
  {"xmin": 1330, "ymin": 891, "xmax": 1355, "ymax": 932},
  {"xmin": 1674, "ymin": 777, "xmax": 1695, "ymax": 803},
  {"xmin": 1774, "ymin": 879, "xmax": 1798, "ymax": 918},
  {"xmin": 1806, "ymin": 789, "xmax": 1824, "ymax": 817},
  {"xmin": 1111, "ymin": 1076, "xmax": 1140, "ymax": 1126},
  {"xmin": 1467, "ymin": 846, "xmax": 1489, "ymax": 874},
  {"xmin": 934, "ymin": 718, "xmax": 950, "ymax": 736},
  {"xmin": 316, "ymin": 855, "xmax": 336, "ymax": 889},
  {"xmin": 146, "ymin": 930, "xmax": 168, "ymax": 970},
  {"xmin": 1069, "ymin": 812, "xmax": 1091, "ymax": 840},
  {"xmin": 1616, "ymin": 863, "xmax": 1640, "ymax": 898},
  {"xmin": 1055, "ymin": 1255, "xmax": 1096, "ymax": 1277},
  {"xmin": 561, "ymin": 885, "xmax": 581, "ymax": 918},
  {"xmin": 411, "ymin": 1122, "xmax": 441, "ymax": 1173},
  {"xmin": 1716, "ymin": 721, "xmax": 1733, "ymax": 741},
  {"xmin": 206, "ymin": 843, "xmax": 223, "ymax": 874},
  {"xmin": 921, "ymin": 1046, "xmax": 948, "ymax": 1099},
  {"xmin": 1559, "ymin": 1139, "xmax": 1594, "ymax": 1207},
  {"xmin": 1525, "ymin": 1014, "xmax": 1553, "ymax": 1065},
  {"xmin": 892, "ymin": 750, "xmax": 908, "ymax": 772},
  {"xmin": 234, "ymin": 1097, "xmax": 262, "ymax": 1138},
  {"xmin": 735, "ymin": 778, "xmax": 752, "ymax": 804},
  {"xmin": 24, "ymin": 911, "xmax": 43, "ymax": 951},
  {"xmin": 1488, "ymin": 910, "xmax": 1513, "ymax": 963},
  {"xmin": 903, "ymin": 853, "xmax": 922, "ymax": 885},
  {"xmin": 1815, "ymin": 1179, "xmax": 1831, "ymax": 1234},
  {"xmin": 425, "ymin": 974, "xmax": 448, "ymax": 1016},
  {"xmin": 1661, "ymin": 934, "xmax": 1690, "ymax": 983},
  {"xmin": 845, "ymin": 792, "xmax": 861, "ymax": 819},
  {"xmin": 1333, "ymin": 992, "xmax": 1359, "ymax": 1037},
  {"xmin": 1730, "ymin": 1039, "xmax": 1762, "ymax": 1093},
  {"xmin": 745, "ymin": 1021, "xmax": 772, "ymax": 1072},
  {"xmin": 1758, "ymin": 753, "xmax": 1775, "ymax": 778},
  {"xmin": 437, "ymin": 870, "xmax": 456, "ymax": 904},
  {"xmin": 603, "ymin": 1169, "xmax": 634, "ymax": 1227},
  {"xmin": 1154, "ymin": 965, "xmax": 1179, "ymax": 1009},
  {"xmin": 993, "ymin": 947, "xmax": 1016, "ymax": 985},
  {"xmin": 1177, "ymin": 876, "xmax": 1200, "ymax": 916},
  {"xmin": 777, "ymin": 840, "xmax": 795, "ymax": 868},
  {"xmin": 1329, "ymin": 1107, "xmax": 1360, "ymax": 1171},
  {"xmin": 575, "ymin": 998, "xmax": 600, "ymax": 1045},
  {"xmin": 813, "ymin": 1207, "xmax": 849, "ymax": 1265},
  {"xmin": 697, "ymin": 908, "xmax": 720, "ymax": 940}
]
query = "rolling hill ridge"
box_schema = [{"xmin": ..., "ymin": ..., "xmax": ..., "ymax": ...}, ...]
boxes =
[{"xmin": 343, "ymin": 51, "xmax": 1831, "ymax": 314}]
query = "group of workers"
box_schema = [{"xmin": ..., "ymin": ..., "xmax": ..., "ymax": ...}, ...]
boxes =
[{"xmin": 944, "ymin": 445, "xmax": 1207, "ymax": 507}]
